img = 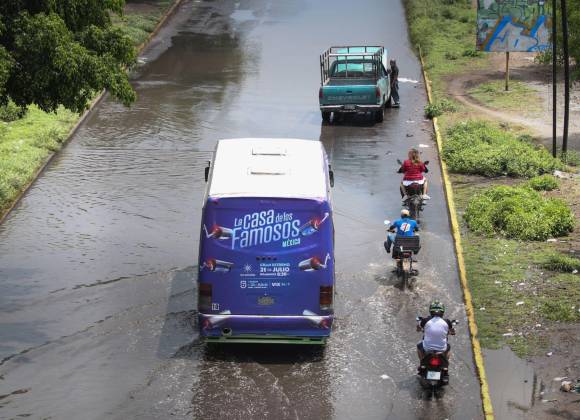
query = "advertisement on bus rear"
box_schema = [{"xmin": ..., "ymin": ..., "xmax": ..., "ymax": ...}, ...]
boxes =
[{"xmin": 198, "ymin": 196, "xmax": 334, "ymax": 314}]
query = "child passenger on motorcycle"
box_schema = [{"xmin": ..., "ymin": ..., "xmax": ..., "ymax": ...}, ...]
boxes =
[
  {"xmin": 417, "ymin": 301, "xmax": 455, "ymax": 366},
  {"xmin": 398, "ymin": 148, "xmax": 430, "ymax": 200},
  {"xmin": 384, "ymin": 209, "xmax": 418, "ymax": 255}
]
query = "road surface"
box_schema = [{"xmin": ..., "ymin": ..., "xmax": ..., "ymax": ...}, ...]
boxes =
[{"xmin": 0, "ymin": 1, "xmax": 483, "ymax": 418}]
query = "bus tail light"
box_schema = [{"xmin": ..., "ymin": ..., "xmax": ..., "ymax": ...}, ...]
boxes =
[
  {"xmin": 210, "ymin": 225, "xmax": 233, "ymax": 240},
  {"xmin": 299, "ymin": 257, "xmax": 322, "ymax": 271},
  {"xmin": 320, "ymin": 285, "xmax": 333, "ymax": 310},
  {"xmin": 198, "ymin": 283, "xmax": 212, "ymax": 312}
]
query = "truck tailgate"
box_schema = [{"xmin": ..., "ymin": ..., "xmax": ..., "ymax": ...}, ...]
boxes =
[{"xmin": 320, "ymin": 84, "xmax": 378, "ymax": 105}]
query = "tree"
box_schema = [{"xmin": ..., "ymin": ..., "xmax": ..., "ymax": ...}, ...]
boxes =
[{"xmin": 0, "ymin": 1, "xmax": 136, "ymax": 113}]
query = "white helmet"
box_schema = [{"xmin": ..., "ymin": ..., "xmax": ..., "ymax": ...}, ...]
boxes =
[{"xmin": 401, "ymin": 209, "xmax": 410, "ymax": 217}]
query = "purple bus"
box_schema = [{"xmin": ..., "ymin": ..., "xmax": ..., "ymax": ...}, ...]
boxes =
[{"xmin": 198, "ymin": 139, "xmax": 335, "ymax": 344}]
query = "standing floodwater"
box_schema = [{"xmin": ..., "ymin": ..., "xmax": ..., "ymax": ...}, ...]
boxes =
[{"xmin": 0, "ymin": 1, "xmax": 483, "ymax": 419}]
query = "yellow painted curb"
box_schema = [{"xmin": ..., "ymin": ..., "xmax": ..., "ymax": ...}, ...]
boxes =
[
  {"xmin": 0, "ymin": 0, "xmax": 185, "ymax": 225},
  {"xmin": 419, "ymin": 50, "xmax": 494, "ymax": 420}
]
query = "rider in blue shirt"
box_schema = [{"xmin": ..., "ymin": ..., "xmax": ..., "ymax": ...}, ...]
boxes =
[{"xmin": 384, "ymin": 209, "xmax": 418, "ymax": 253}]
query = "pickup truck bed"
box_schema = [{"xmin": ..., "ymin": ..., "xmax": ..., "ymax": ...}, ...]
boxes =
[{"xmin": 319, "ymin": 46, "xmax": 391, "ymax": 123}]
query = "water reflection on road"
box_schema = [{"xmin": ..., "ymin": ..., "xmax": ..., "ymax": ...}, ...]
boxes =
[{"xmin": 0, "ymin": 0, "xmax": 482, "ymax": 418}]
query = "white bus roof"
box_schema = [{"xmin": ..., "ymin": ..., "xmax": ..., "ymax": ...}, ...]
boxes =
[{"xmin": 208, "ymin": 138, "xmax": 329, "ymax": 200}]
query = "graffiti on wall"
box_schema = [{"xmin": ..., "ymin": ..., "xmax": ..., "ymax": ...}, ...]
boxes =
[{"xmin": 477, "ymin": 0, "xmax": 551, "ymax": 52}]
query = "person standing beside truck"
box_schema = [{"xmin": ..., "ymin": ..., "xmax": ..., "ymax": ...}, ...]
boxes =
[{"xmin": 388, "ymin": 59, "xmax": 400, "ymax": 106}]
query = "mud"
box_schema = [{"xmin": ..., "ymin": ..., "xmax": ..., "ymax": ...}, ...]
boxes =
[{"xmin": 0, "ymin": 1, "xmax": 482, "ymax": 418}]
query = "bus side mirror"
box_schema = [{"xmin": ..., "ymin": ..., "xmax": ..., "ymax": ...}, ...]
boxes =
[
  {"xmin": 204, "ymin": 161, "xmax": 210, "ymax": 182},
  {"xmin": 329, "ymin": 166, "xmax": 334, "ymax": 188}
]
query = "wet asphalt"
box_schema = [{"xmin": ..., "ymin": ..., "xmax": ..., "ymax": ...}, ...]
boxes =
[{"xmin": 0, "ymin": 1, "xmax": 483, "ymax": 419}]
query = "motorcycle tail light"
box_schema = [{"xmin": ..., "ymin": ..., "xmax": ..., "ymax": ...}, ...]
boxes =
[
  {"xmin": 198, "ymin": 283, "xmax": 212, "ymax": 312},
  {"xmin": 320, "ymin": 285, "xmax": 333, "ymax": 310},
  {"xmin": 429, "ymin": 357, "xmax": 442, "ymax": 367}
]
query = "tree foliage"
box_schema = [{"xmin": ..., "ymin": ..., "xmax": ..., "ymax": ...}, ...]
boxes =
[{"xmin": 0, "ymin": 1, "xmax": 136, "ymax": 113}]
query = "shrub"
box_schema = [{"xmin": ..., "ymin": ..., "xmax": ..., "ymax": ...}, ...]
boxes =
[
  {"xmin": 560, "ymin": 150, "xmax": 580, "ymax": 167},
  {"xmin": 443, "ymin": 121, "xmax": 563, "ymax": 177},
  {"xmin": 462, "ymin": 49, "xmax": 481, "ymax": 57},
  {"xmin": 539, "ymin": 253, "xmax": 580, "ymax": 272},
  {"xmin": 541, "ymin": 300, "xmax": 578, "ymax": 322},
  {"xmin": 445, "ymin": 51, "xmax": 459, "ymax": 60},
  {"xmin": 0, "ymin": 102, "xmax": 27, "ymax": 122},
  {"xmin": 464, "ymin": 185, "xmax": 574, "ymax": 241},
  {"xmin": 526, "ymin": 175, "xmax": 559, "ymax": 191},
  {"xmin": 425, "ymin": 99, "xmax": 457, "ymax": 118}
]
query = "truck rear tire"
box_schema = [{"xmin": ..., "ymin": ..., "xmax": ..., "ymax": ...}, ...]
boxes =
[
  {"xmin": 374, "ymin": 107, "xmax": 384, "ymax": 123},
  {"xmin": 321, "ymin": 111, "xmax": 331, "ymax": 123}
]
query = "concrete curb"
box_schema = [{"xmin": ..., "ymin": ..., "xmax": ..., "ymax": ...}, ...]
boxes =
[
  {"xmin": 0, "ymin": 0, "xmax": 186, "ymax": 225},
  {"xmin": 419, "ymin": 49, "xmax": 495, "ymax": 420}
]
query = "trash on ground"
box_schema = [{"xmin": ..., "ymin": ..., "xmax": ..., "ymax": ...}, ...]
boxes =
[
  {"xmin": 560, "ymin": 381, "xmax": 572, "ymax": 392},
  {"xmin": 418, "ymin": 144, "xmax": 429, "ymax": 148},
  {"xmin": 547, "ymin": 351, "xmax": 553, "ymax": 357},
  {"xmin": 553, "ymin": 170, "xmax": 570, "ymax": 179},
  {"xmin": 516, "ymin": 301, "xmax": 524, "ymax": 306},
  {"xmin": 503, "ymin": 332, "xmax": 514, "ymax": 337},
  {"xmin": 380, "ymin": 374, "xmax": 390, "ymax": 379}
]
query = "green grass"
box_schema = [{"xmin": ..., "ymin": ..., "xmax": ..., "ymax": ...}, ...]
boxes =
[
  {"xmin": 535, "ymin": 252, "xmax": 580, "ymax": 273},
  {"xmin": 454, "ymin": 178, "xmax": 580, "ymax": 356},
  {"xmin": 0, "ymin": 0, "xmax": 178, "ymax": 215},
  {"xmin": 468, "ymin": 80, "xmax": 542, "ymax": 113},
  {"xmin": 404, "ymin": 0, "xmax": 487, "ymax": 103},
  {"xmin": 406, "ymin": 1, "xmax": 580, "ymax": 358},
  {"xmin": 0, "ymin": 107, "xmax": 77, "ymax": 211},
  {"xmin": 113, "ymin": 1, "xmax": 174, "ymax": 45}
]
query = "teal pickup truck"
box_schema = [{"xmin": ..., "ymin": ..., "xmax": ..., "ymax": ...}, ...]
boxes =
[{"xmin": 319, "ymin": 46, "xmax": 391, "ymax": 123}]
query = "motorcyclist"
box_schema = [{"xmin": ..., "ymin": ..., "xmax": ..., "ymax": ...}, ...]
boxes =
[
  {"xmin": 384, "ymin": 209, "xmax": 419, "ymax": 254},
  {"xmin": 416, "ymin": 301, "xmax": 455, "ymax": 365},
  {"xmin": 398, "ymin": 148, "xmax": 430, "ymax": 201}
]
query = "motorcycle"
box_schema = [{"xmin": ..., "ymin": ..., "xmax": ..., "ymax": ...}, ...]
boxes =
[
  {"xmin": 384, "ymin": 221, "xmax": 420, "ymax": 288},
  {"xmin": 397, "ymin": 159, "xmax": 429, "ymax": 223},
  {"xmin": 416, "ymin": 317, "xmax": 458, "ymax": 397}
]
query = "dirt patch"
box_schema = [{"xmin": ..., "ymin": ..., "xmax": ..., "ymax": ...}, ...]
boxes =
[
  {"xmin": 446, "ymin": 53, "xmax": 580, "ymax": 151},
  {"xmin": 528, "ymin": 324, "xmax": 580, "ymax": 420}
]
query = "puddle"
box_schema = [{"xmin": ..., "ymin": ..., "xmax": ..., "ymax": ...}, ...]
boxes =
[
  {"xmin": 484, "ymin": 347, "xmax": 536, "ymax": 420},
  {"xmin": 230, "ymin": 9, "xmax": 255, "ymax": 23}
]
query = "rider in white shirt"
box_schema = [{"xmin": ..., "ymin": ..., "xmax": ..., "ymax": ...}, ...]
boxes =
[{"xmin": 416, "ymin": 301, "xmax": 455, "ymax": 363}]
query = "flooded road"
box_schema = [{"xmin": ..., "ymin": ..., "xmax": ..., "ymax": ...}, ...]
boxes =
[{"xmin": 0, "ymin": 0, "xmax": 483, "ymax": 418}]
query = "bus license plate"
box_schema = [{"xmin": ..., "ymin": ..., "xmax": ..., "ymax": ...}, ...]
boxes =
[
  {"xmin": 258, "ymin": 296, "xmax": 274, "ymax": 306},
  {"xmin": 426, "ymin": 371, "xmax": 441, "ymax": 380},
  {"xmin": 344, "ymin": 104, "xmax": 355, "ymax": 110}
]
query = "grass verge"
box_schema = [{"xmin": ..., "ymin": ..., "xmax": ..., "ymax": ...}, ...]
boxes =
[
  {"xmin": 0, "ymin": 0, "xmax": 178, "ymax": 217},
  {"xmin": 405, "ymin": 0, "xmax": 579, "ymax": 358},
  {"xmin": 468, "ymin": 80, "xmax": 542, "ymax": 113}
]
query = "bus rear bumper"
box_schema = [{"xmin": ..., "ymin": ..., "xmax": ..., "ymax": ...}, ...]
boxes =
[{"xmin": 198, "ymin": 313, "xmax": 333, "ymax": 345}]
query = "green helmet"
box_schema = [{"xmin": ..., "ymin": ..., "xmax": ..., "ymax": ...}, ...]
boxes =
[{"xmin": 429, "ymin": 300, "xmax": 445, "ymax": 315}]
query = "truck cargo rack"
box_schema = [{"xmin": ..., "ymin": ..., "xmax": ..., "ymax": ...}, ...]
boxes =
[{"xmin": 320, "ymin": 46, "xmax": 385, "ymax": 85}]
